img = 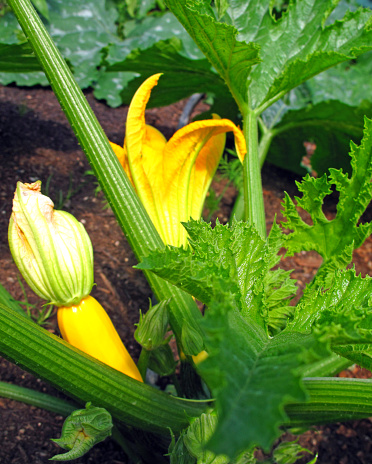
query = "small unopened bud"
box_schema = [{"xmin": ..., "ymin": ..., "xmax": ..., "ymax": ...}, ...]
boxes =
[
  {"xmin": 181, "ymin": 320, "xmax": 204, "ymax": 356},
  {"xmin": 148, "ymin": 344, "xmax": 177, "ymax": 377},
  {"xmin": 135, "ymin": 299, "xmax": 170, "ymax": 350},
  {"xmin": 8, "ymin": 181, "xmax": 94, "ymax": 306}
]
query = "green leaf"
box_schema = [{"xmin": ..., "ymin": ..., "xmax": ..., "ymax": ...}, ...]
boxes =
[
  {"xmin": 266, "ymin": 100, "xmax": 372, "ymax": 176},
  {"xmin": 306, "ymin": 51, "xmax": 372, "ymax": 107},
  {"xmin": 197, "ymin": 284, "xmax": 328, "ymax": 457},
  {"xmin": 51, "ymin": 402, "xmax": 113, "ymax": 461},
  {"xmin": 138, "ymin": 220, "xmax": 282, "ymax": 327},
  {"xmin": 287, "ymin": 269, "xmax": 372, "ymax": 338},
  {"xmin": 165, "ymin": 0, "xmax": 261, "ymax": 110},
  {"xmin": 0, "ymin": 42, "xmax": 41, "ymax": 72},
  {"xmin": 31, "ymin": 0, "xmax": 49, "ymax": 20},
  {"xmin": 272, "ymin": 440, "xmax": 316, "ymax": 464},
  {"xmin": 137, "ymin": 244, "xmax": 236, "ymax": 307},
  {"xmin": 108, "ymin": 38, "xmax": 226, "ymax": 108},
  {"xmin": 0, "ymin": 0, "xmax": 119, "ymax": 88},
  {"xmin": 93, "ymin": 70, "xmax": 136, "ymax": 108},
  {"xmin": 98, "ymin": 11, "xmax": 207, "ymax": 106},
  {"xmin": 282, "ymin": 117, "xmax": 372, "ymax": 276},
  {"xmin": 167, "ymin": 0, "xmax": 372, "ymax": 112},
  {"xmin": 106, "ymin": 11, "xmax": 203, "ymax": 63},
  {"xmin": 244, "ymin": 1, "xmax": 372, "ymax": 110},
  {"xmin": 138, "ymin": 221, "xmax": 372, "ymax": 457}
]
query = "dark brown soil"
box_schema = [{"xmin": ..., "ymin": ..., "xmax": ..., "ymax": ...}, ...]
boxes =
[{"xmin": 1, "ymin": 84, "xmax": 372, "ymax": 463}]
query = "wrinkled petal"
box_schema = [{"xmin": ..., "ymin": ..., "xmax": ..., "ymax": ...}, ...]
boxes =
[
  {"xmin": 124, "ymin": 74, "xmax": 170, "ymax": 241},
  {"xmin": 162, "ymin": 118, "xmax": 246, "ymax": 246}
]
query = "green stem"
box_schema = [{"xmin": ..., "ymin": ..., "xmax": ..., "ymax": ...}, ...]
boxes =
[
  {"xmin": 286, "ymin": 377, "xmax": 372, "ymax": 427},
  {"xmin": 0, "ymin": 380, "xmax": 77, "ymax": 415},
  {"xmin": 229, "ymin": 189, "xmax": 244, "ymax": 223},
  {"xmin": 298, "ymin": 353, "xmax": 351, "ymax": 378},
  {"xmin": 111, "ymin": 427, "xmax": 145, "ymax": 464},
  {"xmin": 171, "ymin": 373, "xmax": 183, "ymax": 398},
  {"xmin": 242, "ymin": 110, "xmax": 266, "ymax": 237},
  {"xmin": 255, "ymin": 90, "xmax": 288, "ymax": 115},
  {"xmin": 0, "ymin": 303, "xmax": 206, "ymax": 435},
  {"xmin": 257, "ymin": 118, "xmax": 275, "ymax": 169},
  {"xmin": 7, "ymin": 0, "xmax": 203, "ymax": 347}
]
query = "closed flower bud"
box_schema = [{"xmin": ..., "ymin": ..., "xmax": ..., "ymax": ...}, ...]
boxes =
[
  {"xmin": 148, "ymin": 344, "xmax": 177, "ymax": 377},
  {"xmin": 8, "ymin": 181, "xmax": 94, "ymax": 307},
  {"xmin": 181, "ymin": 320, "xmax": 204, "ymax": 356},
  {"xmin": 134, "ymin": 299, "xmax": 170, "ymax": 351}
]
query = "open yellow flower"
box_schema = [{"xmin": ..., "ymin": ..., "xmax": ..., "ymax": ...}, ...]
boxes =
[{"xmin": 110, "ymin": 73, "xmax": 246, "ymax": 247}]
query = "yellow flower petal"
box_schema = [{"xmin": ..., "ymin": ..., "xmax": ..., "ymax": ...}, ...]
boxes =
[
  {"xmin": 162, "ymin": 118, "xmax": 246, "ymax": 246},
  {"xmin": 109, "ymin": 141, "xmax": 134, "ymax": 185},
  {"xmin": 188, "ymin": 115, "xmax": 226, "ymax": 221},
  {"xmin": 124, "ymin": 74, "xmax": 170, "ymax": 241}
]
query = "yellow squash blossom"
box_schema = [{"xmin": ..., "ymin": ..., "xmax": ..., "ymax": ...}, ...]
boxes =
[
  {"xmin": 9, "ymin": 181, "xmax": 142, "ymax": 382},
  {"xmin": 110, "ymin": 73, "xmax": 246, "ymax": 247}
]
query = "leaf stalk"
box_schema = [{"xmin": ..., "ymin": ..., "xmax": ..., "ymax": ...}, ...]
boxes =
[{"xmin": 242, "ymin": 109, "xmax": 266, "ymax": 237}]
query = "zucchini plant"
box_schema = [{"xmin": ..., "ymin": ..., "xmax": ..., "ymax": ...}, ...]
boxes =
[{"xmin": 1, "ymin": 0, "xmax": 372, "ymax": 462}]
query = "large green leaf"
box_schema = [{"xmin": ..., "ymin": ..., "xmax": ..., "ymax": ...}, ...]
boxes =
[
  {"xmin": 286, "ymin": 269, "xmax": 372, "ymax": 371},
  {"xmin": 306, "ymin": 51, "xmax": 372, "ymax": 107},
  {"xmin": 288, "ymin": 269, "xmax": 372, "ymax": 334},
  {"xmin": 167, "ymin": 0, "xmax": 372, "ymax": 112},
  {"xmin": 165, "ymin": 0, "xmax": 261, "ymax": 110},
  {"xmin": 197, "ymin": 282, "xmax": 328, "ymax": 457},
  {"xmin": 137, "ymin": 210, "xmax": 372, "ymax": 457},
  {"xmin": 0, "ymin": 42, "xmax": 41, "ymax": 72},
  {"xmin": 108, "ymin": 38, "xmax": 225, "ymax": 108},
  {"xmin": 253, "ymin": 5, "xmax": 372, "ymax": 111},
  {"xmin": 0, "ymin": 0, "xmax": 119, "ymax": 87},
  {"xmin": 281, "ymin": 117, "xmax": 372, "ymax": 276},
  {"xmin": 96, "ymin": 11, "xmax": 208, "ymax": 106},
  {"xmin": 266, "ymin": 99, "xmax": 372, "ymax": 176},
  {"xmin": 261, "ymin": 49, "xmax": 372, "ymax": 175},
  {"xmin": 138, "ymin": 220, "xmax": 297, "ymax": 329}
]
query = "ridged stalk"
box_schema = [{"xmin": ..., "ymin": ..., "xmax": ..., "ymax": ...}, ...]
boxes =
[
  {"xmin": 286, "ymin": 377, "xmax": 372, "ymax": 426},
  {"xmin": 0, "ymin": 303, "xmax": 205, "ymax": 435}
]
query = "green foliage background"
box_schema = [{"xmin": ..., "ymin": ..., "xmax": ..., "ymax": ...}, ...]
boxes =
[{"xmin": 0, "ymin": 0, "xmax": 371, "ymax": 176}]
